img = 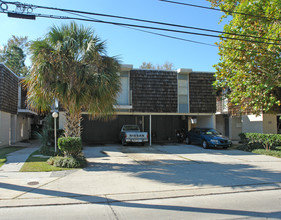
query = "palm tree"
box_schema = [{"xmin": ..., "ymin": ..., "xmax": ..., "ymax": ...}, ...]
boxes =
[{"xmin": 25, "ymin": 22, "xmax": 121, "ymax": 137}]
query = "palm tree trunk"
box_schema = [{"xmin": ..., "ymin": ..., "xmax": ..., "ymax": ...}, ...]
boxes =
[{"xmin": 64, "ymin": 109, "xmax": 82, "ymax": 137}]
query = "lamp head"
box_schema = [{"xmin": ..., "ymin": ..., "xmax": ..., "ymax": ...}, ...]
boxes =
[{"xmin": 52, "ymin": 112, "xmax": 58, "ymax": 118}]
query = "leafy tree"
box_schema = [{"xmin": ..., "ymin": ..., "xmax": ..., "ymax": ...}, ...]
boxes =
[
  {"xmin": 7, "ymin": 36, "xmax": 30, "ymax": 51},
  {"xmin": 25, "ymin": 22, "xmax": 121, "ymax": 137},
  {"xmin": 140, "ymin": 61, "xmax": 156, "ymax": 70},
  {"xmin": 207, "ymin": 0, "xmax": 281, "ymax": 114},
  {"xmin": 140, "ymin": 61, "xmax": 175, "ymax": 70},
  {"xmin": 0, "ymin": 36, "xmax": 29, "ymax": 76}
]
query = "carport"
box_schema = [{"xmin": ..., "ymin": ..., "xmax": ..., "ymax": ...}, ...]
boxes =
[{"xmin": 79, "ymin": 112, "xmax": 215, "ymax": 145}]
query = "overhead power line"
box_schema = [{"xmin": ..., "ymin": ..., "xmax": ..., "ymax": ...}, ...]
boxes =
[
  {"xmin": 44, "ymin": 14, "xmax": 281, "ymax": 45},
  {"xmin": 0, "ymin": 11, "xmax": 279, "ymax": 55},
  {"xmin": 1, "ymin": 9, "xmax": 281, "ymax": 47},
  {"xmin": 63, "ymin": 11, "xmax": 281, "ymax": 54},
  {"xmin": 159, "ymin": 0, "xmax": 274, "ymax": 21},
  {"xmin": 0, "ymin": 0, "xmax": 280, "ymax": 42},
  {"xmin": 67, "ymin": 11, "xmax": 218, "ymax": 48}
]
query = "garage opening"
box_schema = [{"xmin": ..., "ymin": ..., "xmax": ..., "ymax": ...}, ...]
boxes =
[{"xmin": 81, "ymin": 115, "xmax": 188, "ymax": 144}]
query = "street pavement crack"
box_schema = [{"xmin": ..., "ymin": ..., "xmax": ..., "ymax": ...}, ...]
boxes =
[{"xmin": 105, "ymin": 195, "xmax": 120, "ymax": 220}]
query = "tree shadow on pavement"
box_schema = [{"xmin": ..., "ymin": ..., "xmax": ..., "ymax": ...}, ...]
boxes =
[
  {"xmin": 1, "ymin": 182, "xmax": 281, "ymax": 219},
  {"xmin": 82, "ymin": 145, "xmax": 281, "ymax": 189}
]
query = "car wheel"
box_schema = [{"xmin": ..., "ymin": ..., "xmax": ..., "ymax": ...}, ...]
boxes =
[
  {"xmin": 122, "ymin": 138, "xmax": 127, "ymax": 146},
  {"xmin": 186, "ymin": 137, "xmax": 191, "ymax": 145},
  {"xmin": 202, "ymin": 140, "xmax": 208, "ymax": 149}
]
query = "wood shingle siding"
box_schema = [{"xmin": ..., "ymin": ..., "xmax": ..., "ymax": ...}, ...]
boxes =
[
  {"xmin": 189, "ymin": 72, "xmax": 216, "ymax": 113},
  {"xmin": 130, "ymin": 70, "xmax": 177, "ymax": 113},
  {"xmin": 20, "ymin": 80, "xmax": 28, "ymax": 109},
  {"xmin": 0, "ymin": 64, "xmax": 18, "ymax": 114}
]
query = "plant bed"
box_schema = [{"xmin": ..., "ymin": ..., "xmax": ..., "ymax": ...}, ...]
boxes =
[
  {"xmin": 20, "ymin": 150, "xmax": 73, "ymax": 172},
  {"xmin": 47, "ymin": 155, "xmax": 87, "ymax": 168},
  {"xmin": 46, "ymin": 136, "xmax": 87, "ymax": 169}
]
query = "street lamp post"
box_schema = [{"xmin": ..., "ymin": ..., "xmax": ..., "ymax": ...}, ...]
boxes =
[{"xmin": 52, "ymin": 112, "xmax": 59, "ymax": 152}]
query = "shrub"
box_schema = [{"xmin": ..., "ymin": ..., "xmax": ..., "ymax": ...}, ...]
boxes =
[
  {"xmin": 238, "ymin": 133, "xmax": 247, "ymax": 144},
  {"xmin": 47, "ymin": 155, "xmax": 87, "ymax": 168},
  {"xmin": 58, "ymin": 137, "xmax": 82, "ymax": 157},
  {"xmin": 241, "ymin": 133, "xmax": 281, "ymax": 151}
]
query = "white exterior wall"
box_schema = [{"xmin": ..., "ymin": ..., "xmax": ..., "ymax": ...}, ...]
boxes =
[
  {"xmin": 242, "ymin": 115, "xmax": 263, "ymax": 133},
  {"xmin": 59, "ymin": 112, "xmax": 66, "ymax": 129},
  {"xmin": 263, "ymin": 114, "xmax": 277, "ymax": 134},
  {"xmin": 0, "ymin": 111, "xmax": 11, "ymax": 147},
  {"xmin": 196, "ymin": 115, "xmax": 216, "ymax": 128}
]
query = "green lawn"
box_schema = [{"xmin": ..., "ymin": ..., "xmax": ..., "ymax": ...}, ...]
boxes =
[
  {"xmin": 0, "ymin": 147, "xmax": 24, "ymax": 168},
  {"xmin": 234, "ymin": 145, "xmax": 281, "ymax": 158},
  {"xmin": 20, "ymin": 150, "xmax": 73, "ymax": 172},
  {"xmin": 252, "ymin": 148, "xmax": 281, "ymax": 158}
]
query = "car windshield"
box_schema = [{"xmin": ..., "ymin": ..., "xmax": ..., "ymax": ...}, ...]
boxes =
[
  {"xmin": 201, "ymin": 129, "xmax": 220, "ymax": 135},
  {"xmin": 123, "ymin": 125, "xmax": 140, "ymax": 131}
]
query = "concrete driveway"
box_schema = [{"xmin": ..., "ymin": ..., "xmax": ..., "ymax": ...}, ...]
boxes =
[{"xmin": 1, "ymin": 144, "xmax": 281, "ymax": 219}]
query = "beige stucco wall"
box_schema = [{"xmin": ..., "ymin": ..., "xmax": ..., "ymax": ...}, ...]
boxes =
[
  {"xmin": 16, "ymin": 114, "xmax": 31, "ymax": 142},
  {"xmin": 229, "ymin": 116, "xmax": 242, "ymax": 140},
  {"xmin": 0, "ymin": 111, "xmax": 11, "ymax": 147},
  {"xmin": 215, "ymin": 115, "xmax": 225, "ymax": 135},
  {"xmin": 241, "ymin": 114, "xmax": 277, "ymax": 134},
  {"xmin": 242, "ymin": 115, "xmax": 263, "ymax": 133},
  {"xmin": 263, "ymin": 114, "xmax": 277, "ymax": 134},
  {"xmin": 0, "ymin": 112, "xmax": 33, "ymax": 147}
]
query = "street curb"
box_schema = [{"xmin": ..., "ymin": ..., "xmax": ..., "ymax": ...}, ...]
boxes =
[{"xmin": 1, "ymin": 182, "xmax": 281, "ymax": 208}]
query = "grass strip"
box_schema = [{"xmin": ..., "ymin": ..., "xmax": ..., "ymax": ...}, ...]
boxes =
[
  {"xmin": 252, "ymin": 149, "xmax": 281, "ymax": 158},
  {"xmin": 0, "ymin": 147, "xmax": 24, "ymax": 168},
  {"xmin": 233, "ymin": 144, "xmax": 281, "ymax": 158},
  {"xmin": 20, "ymin": 150, "xmax": 72, "ymax": 172}
]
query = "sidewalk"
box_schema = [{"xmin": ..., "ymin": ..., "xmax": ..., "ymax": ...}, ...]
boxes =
[{"xmin": 0, "ymin": 140, "xmax": 39, "ymax": 172}]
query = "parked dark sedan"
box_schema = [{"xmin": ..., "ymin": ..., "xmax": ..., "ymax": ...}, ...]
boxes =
[{"xmin": 185, "ymin": 128, "xmax": 232, "ymax": 149}]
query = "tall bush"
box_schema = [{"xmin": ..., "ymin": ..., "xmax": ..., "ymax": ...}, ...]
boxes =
[{"xmin": 58, "ymin": 137, "xmax": 82, "ymax": 157}]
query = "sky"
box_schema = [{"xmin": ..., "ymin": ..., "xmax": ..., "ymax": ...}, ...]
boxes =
[{"xmin": 0, "ymin": 0, "xmax": 227, "ymax": 72}]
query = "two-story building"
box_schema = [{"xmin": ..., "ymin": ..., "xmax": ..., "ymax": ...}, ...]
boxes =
[
  {"xmin": 59, "ymin": 64, "xmax": 217, "ymax": 145},
  {"xmin": 0, "ymin": 63, "xmax": 36, "ymax": 147}
]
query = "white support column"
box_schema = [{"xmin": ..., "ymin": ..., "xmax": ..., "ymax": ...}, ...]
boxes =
[{"xmin": 149, "ymin": 114, "xmax": 152, "ymax": 146}]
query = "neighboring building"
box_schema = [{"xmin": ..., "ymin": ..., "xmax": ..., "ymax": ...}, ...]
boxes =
[
  {"xmin": 0, "ymin": 63, "xmax": 36, "ymax": 147},
  {"xmin": 216, "ymin": 93, "xmax": 280, "ymax": 140},
  {"xmin": 59, "ymin": 65, "xmax": 217, "ymax": 144}
]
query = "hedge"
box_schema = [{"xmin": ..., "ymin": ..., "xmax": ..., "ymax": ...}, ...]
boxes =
[{"xmin": 239, "ymin": 133, "xmax": 281, "ymax": 150}]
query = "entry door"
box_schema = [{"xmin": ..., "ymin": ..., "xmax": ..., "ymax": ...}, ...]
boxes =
[{"xmin": 224, "ymin": 117, "xmax": 229, "ymax": 137}]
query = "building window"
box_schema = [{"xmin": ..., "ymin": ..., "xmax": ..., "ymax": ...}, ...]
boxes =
[
  {"xmin": 222, "ymin": 97, "xmax": 228, "ymax": 112},
  {"xmin": 117, "ymin": 72, "xmax": 129, "ymax": 105},
  {"xmin": 178, "ymin": 74, "xmax": 189, "ymax": 113}
]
